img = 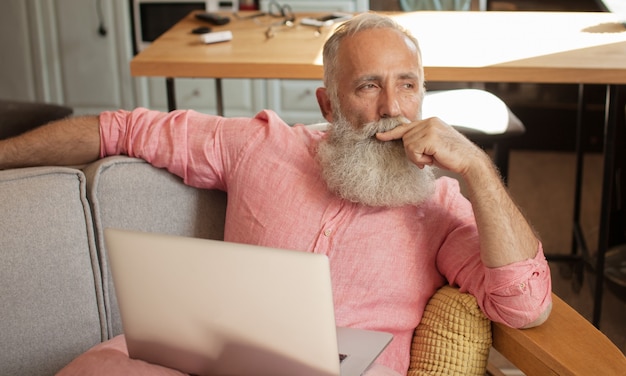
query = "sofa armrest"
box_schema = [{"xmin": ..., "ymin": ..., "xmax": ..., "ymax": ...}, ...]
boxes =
[
  {"xmin": 0, "ymin": 166, "xmax": 106, "ymax": 375},
  {"xmin": 492, "ymin": 293, "xmax": 626, "ymax": 375}
]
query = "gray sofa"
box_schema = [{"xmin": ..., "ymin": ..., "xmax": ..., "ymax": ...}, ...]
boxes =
[
  {"xmin": 5, "ymin": 155, "xmax": 624, "ymax": 376},
  {"xmin": 0, "ymin": 156, "xmax": 227, "ymax": 376}
]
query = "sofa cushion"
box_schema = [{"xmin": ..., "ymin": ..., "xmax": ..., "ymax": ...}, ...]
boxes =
[
  {"xmin": 82, "ymin": 156, "xmax": 227, "ymax": 338},
  {"xmin": 0, "ymin": 167, "xmax": 106, "ymax": 376}
]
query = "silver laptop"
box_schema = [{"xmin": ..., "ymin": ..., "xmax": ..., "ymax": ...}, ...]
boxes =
[{"xmin": 105, "ymin": 228, "xmax": 392, "ymax": 376}]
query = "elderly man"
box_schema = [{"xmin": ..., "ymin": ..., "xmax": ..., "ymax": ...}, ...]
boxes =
[{"xmin": 0, "ymin": 12, "xmax": 551, "ymax": 376}]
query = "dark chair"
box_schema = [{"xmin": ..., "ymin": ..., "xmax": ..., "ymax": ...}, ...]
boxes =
[
  {"xmin": 422, "ymin": 89, "xmax": 525, "ymax": 183},
  {"xmin": 0, "ymin": 100, "xmax": 73, "ymax": 140}
]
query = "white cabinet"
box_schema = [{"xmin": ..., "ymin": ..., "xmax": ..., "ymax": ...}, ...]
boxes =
[
  {"xmin": 0, "ymin": 0, "xmax": 243, "ymax": 116},
  {"xmin": 0, "ymin": 0, "xmax": 368, "ymax": 119},
  {"xmin": 0, "ymin": 0, "xmax": 136, "ymax": 114},
  {"xmin": 1, "ymin": 1, "xmax": 39, "ymax": 102},
  {"xmin": 135, "ymin": 77, "xmax": 267, "ymax": 116}
]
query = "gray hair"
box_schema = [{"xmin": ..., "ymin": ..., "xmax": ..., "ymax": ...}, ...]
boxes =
[{"xmin": 322, "ymin": 13, "xmax": 423, "ymax": 98}]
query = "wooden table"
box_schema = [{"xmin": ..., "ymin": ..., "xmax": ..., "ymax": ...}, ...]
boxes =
[
  {"xmin": 131, "ymin": 11, "xmax": 626, "ymax": 83},
  {"xmin": 131, "ymin": 10, "xmax": 626, "ymax": 327}
]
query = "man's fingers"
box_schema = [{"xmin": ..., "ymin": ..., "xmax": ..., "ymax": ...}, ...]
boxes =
[
  {"xmin": 413, "ymin": 153, "xmax": 434, "ymax": 169},
  {"xmin": 373, "ymin": 119, "xmax": 437, "ymax": 169},
  {"xmin": 375, "ymin": 129, "xmax": 401, "ymax": 142},
  {"xmin": 375, "ymin": 118, "xmax": 412, "ymax": 141}
]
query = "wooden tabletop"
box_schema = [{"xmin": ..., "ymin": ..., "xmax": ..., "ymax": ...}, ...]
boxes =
[{"xmin": 130, "ymin": 11, "xmax": 626, "ymax": 85}]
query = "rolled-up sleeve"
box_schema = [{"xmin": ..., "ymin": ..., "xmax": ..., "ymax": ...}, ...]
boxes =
[
  {"xmin": 434, "ymin": 178, "xmax": 552, "ymax": 328},
  {"xmin": 479, "ymin": 245, "xmax": 552, "ymax": 328}
]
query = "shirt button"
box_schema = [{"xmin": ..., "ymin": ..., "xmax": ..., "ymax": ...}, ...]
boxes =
[{"xmin": 324, "ymin": 229, "xmax": 332, "ymax": 237}]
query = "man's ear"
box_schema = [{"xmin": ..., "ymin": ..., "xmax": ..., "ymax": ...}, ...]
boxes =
[{"xmin": 315, "ymin": 87, "xmax": 334, "ymax": 123}]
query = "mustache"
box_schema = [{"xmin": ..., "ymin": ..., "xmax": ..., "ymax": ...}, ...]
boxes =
[{"xmin": 360, "ymin": 116, "xmax": 411, "ymax": 139}]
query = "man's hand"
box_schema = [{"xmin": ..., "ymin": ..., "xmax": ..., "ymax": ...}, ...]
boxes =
[
  {"xmin": 375, "ymin": 116, "xmax": 488, "ymax": 177},
  {"xmin": 379, "ymin": 116, "xmax": 540, "ymax": 268}
]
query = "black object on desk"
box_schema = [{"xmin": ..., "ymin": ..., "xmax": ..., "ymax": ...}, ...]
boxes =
[{"xmin": 195, "ymin": 12, "xmax": 230, "ymax": 26}]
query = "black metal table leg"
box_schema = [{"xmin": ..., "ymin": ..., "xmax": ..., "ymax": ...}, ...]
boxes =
[
  {"xmin": 166, "ymin": 77, "xmax": 223, "ymax": 116},
  {"xmin": 592, "ymin": 84, "xmax": 620, "ymax": 327},
  {"xmin": 215, "ymin": 78, "xmax": 224, "ymax": 117},
  {"xmin": 166, "ymin": 77, "xmax": 177, "ymax": 112},
  {"xmin": 572, "ymin": 84, "xmax": 587, "ymax": 258},
  {"xmin": 570, "ymin": 84, "xmax": 588, "ymax": 293},
  {"xmin": 548, "ymin": 85, "xmax": 588, "ymax": 291}
]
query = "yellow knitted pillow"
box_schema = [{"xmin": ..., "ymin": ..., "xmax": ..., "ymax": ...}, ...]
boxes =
[{"xmin": 408, "ymin": 285, "xmax": 492, "ymax": 376}]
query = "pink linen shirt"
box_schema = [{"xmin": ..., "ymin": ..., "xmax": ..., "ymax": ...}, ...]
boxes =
[{"xmin": 99, "ymin": 108, "xmax": 552, "ymax": 375}]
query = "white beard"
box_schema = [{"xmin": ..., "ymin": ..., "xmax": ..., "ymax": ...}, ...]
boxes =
[{"xmin": 317, "ymin": 114, "xmax": 436, "ymax": 207}]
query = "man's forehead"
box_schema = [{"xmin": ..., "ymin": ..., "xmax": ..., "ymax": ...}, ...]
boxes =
[
  {"xmin": 340, "ymin": 29, "xmax": 420, "ymax": 70},
  {"xmin": 341, "ymin": 28, "xmax": 420, "ymax": 61}
]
